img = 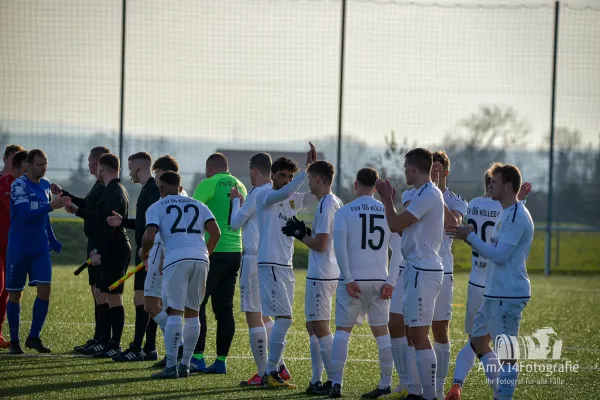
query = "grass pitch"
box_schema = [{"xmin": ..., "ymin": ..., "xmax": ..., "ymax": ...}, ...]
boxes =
[{"xmin": 1, "ymin": 267, "xmax": 599, "ymax": 399}]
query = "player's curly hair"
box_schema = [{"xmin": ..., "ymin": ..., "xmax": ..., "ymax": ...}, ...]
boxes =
[
  {"xmin": 271, "ymin": 157, "xmax": 298, "ymax": 174},
  {"xmin": 159, "ymin": 171, "xmax": 181, "ymax": 187}
]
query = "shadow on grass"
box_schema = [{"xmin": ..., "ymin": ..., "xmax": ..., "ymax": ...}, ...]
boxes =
[{"xmin": 0, "ymin": 376, "xmax": 151, "ymax": 397}]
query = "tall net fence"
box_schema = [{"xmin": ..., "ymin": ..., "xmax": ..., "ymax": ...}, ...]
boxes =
[{"xmin": 1, "ymin": 0, "xmax": 599, "ymax": 271}]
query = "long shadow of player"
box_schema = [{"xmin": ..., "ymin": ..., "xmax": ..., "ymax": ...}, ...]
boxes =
[{"xmin": 0, "ymin": 376, "xmax": 151, "ymax": 397}]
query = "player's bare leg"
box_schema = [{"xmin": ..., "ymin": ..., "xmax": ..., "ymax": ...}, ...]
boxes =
[
  {"xmin": 240, "ymin": 311, "xmax": 268, "ymax": 386},
  {"xmin": 432, "ymin": 320, "xmax": 451, "ymax": 399},
  {"xmin": 23, "ymin": 284, "xmax": 52, "ymax": 353},
  {"xmin": 379, "ymin": 313, "xmax": 410, "ymax": 400},
  {"xmin": 361, "ymin": 325, "xmax": 393, "ymax": 399},
  {"xmin": 6, "ymin": 291, "xmax": 23, "ymax": 354}
]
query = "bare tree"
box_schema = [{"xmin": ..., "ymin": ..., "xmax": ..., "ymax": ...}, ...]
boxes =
[{"xmin": 443, "ymin": 105, "xmax": 531, "ymax": 182}]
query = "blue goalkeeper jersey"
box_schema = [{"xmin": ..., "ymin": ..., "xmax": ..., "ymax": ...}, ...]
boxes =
[{"xmin": 8, "ymin": 175, "xmax": 61, "ymax": 256}]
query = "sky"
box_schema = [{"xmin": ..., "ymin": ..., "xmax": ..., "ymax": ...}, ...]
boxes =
[{"xmin": 1, "ymin": 0, "xmax": 599, "ymax": 154}]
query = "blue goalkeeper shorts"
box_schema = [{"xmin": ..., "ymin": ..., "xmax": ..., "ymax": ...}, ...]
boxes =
[{"xmin": 5, "ymin": 249, "xmax": 52, "ymax": 291}]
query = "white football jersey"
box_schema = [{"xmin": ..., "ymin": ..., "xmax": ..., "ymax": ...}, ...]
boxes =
[
  {"xmin": 256, "ymin": 183, "xmax": 314, "ymax": 268},
  {"xmin": 440, "ymin": 189, "xmax": 468, "ymax": 271},
  {"xmin": 485, "ymin": 202, "xmax": 533, "ymax": 299},
  {"xmin": 307, "ymin": 193, "xmax": 343, "ymax": 280},
  {"xmin": 145, "ymin": 194, "xmax": 215, "ymax": 270},
  {"xmin": 231, "ymin": 183, "xmax": 271, "ymax": 255},
  {"xmin": 465, "ymin": 196, "xmax": 502, "ymax": 287},
  {"xmin": 333, "ymin": 195, "xmax": 391, "ymax": 281},
  {"xmin": 401, "ymin": 183, "xmax": 444, "ymax": 271}
]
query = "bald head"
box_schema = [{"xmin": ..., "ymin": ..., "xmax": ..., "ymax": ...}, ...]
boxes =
[{"xmin": 205, "ymin": 153, "xmax": 229, "ymax": 178}]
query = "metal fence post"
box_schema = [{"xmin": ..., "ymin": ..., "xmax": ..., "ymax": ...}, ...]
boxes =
[
  {"xmin": 335, "ymin": 0, "xmax": 347, "ymax": 196},
  {"xmin": 544, "ymin": 0, "xmax": 560, "ymax": 276},
  {"xmin": 118, "ymin": 0, "xmax": 127, "ymax": 176}
]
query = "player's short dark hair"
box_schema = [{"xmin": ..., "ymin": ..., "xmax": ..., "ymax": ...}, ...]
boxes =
[
  {"xmin": 12, "ymin": 150, "xmax": 28, "ymax": 169},
  {"xmin": 159, "ymin": 171, "xmax": 181, "ymax": 187},
  {"xmin": 249, "ymin": 152, "xmax": 272, "ymax": 175},
  {"xmin": 26, "ymin": 149, "xmax": 46, "ymax": 164},
  {"xmin": 4, "ymin": 144, "xmax": 25, "ymax": 159},
  {"xmin": 307, "ymin": 160, "xmax": 335, "ymax": 185},
  {"xmin": 356, "ymin": 167, "xmax": 379, "ymax": 187},
  {"xmin": 271, "ymin": 157, "xmax": 299, "ymax": 174},
  {"xmin": 128, "ymin": 151, "xmax": 152, "ymax": 163},
  {"xmin": 489, "ymin": 163, "xmax": 522, "ymax": 193},
  {"xmin": 484, "ymin": 171, "xmax": 492, "ymax": 188},
  {"xmin": 99, "ymin": 153, "xmax": 120, "ymax": 171},
  {"xmin": 206, "ymin": 153, "xmax": 228, "ymax": 170},
  {"xmin": 405, "ymin": 148, "xmax": 433, "ymax": 174},
  {"xmin": 152, "ymin": 155, "xmax": 179, "ymax": 172},
  {"xmin": 90, "ymin": 146, "xmax": 110, "ymax": 160},
  {"xmin": 433, "ymin": 150, "xmax": 450, "ymax": 170}
]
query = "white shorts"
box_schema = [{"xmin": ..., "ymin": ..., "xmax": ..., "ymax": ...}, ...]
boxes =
[
  {"xmin": 162, "ymin": 260, "xmax": 208, "ymax": 312},
  {"xmin": 240, "ymin": 254, "xmax": 261, "ymax": 313},
  {"xmin": 402, "ymin": 266, "xmax": 443, "ymax": 328},
  {"xmin": 389, "ymin": 267, "xmax": 405, "ymax": 315},
  {"xmin": 259, "ymin": 266, "xmax": 295, "ymax": 317},
  {"xmin": 464, "ymin": 282, "xmax": 485, "ymax": 334},
  {"xmin": 144, "ymin": 243, "xmax": 163, "ymax": 298},
  {"xmin": 305, "ymin": 278, "xmax": 337, "ymax": 322},
  {"xmin": 335, "ymin": 281, "xmax": 390, "ymax": 328},
  {"xmin": 433, "ymin": 273, "xmax": 454, "ymax": 321},
  {"xmin": 472, "ymin": 298, "xmax": 528, "ymax": 341}
]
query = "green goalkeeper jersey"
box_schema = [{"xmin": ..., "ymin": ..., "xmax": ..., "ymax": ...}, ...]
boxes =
[{"xmin": 192, "ymin": 172, "xmax": 247, "ymax": 253}]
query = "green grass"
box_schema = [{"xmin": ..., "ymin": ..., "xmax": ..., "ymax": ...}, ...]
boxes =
[
  {"xmin": 50, "ymin": 218, "xmax": 600, "ymax": 273},
  {"xmin": 1, "ymin": 268, "xmax": 599, "ymax": 399}
]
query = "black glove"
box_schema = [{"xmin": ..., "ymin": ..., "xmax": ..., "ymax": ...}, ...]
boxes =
[{"xmin": 281, "ymin": 216, "xmax": 312, "ymax": 241}]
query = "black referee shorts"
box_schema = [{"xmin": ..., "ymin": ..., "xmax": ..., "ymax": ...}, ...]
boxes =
[{"xmin": 97, "ymin": 244, "xmax": 131, "ymax": 294}]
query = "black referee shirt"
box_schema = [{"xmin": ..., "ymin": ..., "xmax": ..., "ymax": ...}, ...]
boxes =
[
  {"xmin": 64, "ymin": 180, "xmax": 105, "ymax": 249},
  {"xmin": 77, "ymin": 178, "xmax": 130, "ymax": 257},
  {"xmin": 122, "ymin": 177, "xmax": 160, "ymax": 262}
]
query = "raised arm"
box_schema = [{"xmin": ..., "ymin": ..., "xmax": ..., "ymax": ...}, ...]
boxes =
[
  {"xmin": 264, "ymin": 171, "xmax": 307, "ymax": 206},
  {"xmin": 465, "ymin": 233, "xmax": 516, "ymax": 265}
]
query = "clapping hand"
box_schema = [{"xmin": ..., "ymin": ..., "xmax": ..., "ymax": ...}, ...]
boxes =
[
  {"xmin": 50, "ymin": 195, "xmax": 71, "ymax": 210},
  {"xmin": 518, "ymin": 182, "xmax": 532, "ymax": 201},
  {"xmin": 230, "ymin": 186, "xmax": 244, "ymax": 206},
  {"xmin": 375, "ymin": 179, "xmax": 394, "ymax": 201},
  {"xmin": 431, "ymin": 161, "xmax": 444, "ymax": 187},
  {"xmin": 445, "ymin": 224, "xmax": 474, "ymax": 242}
]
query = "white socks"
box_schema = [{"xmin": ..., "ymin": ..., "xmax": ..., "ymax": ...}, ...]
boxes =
[
  {"xmin": 153, "ymin": 310, "xmax": 168, "ymax": 332},
  {"xmin": 330, "ymin": 330, "xmax": 350, "ymax": 386},
  {"xmin": 318, "ymin": 333, "xmax": 334, "ymax": 383},
  {"xmin": 407, "ymin": 345, "xmax": 422, "ymax": 396},
  {"xmin": 480, "ymin": 351, "xmax": 501, "ymax": 393},
  {"xmin": 309, "ymin": 335, "xmax": 324, "ymax": 384},
  {"xmin": 267, "ymin": 318, "xmax": 292, "ymax": 373},
  {"xmin": 181, "ymin": 317, "xmax": 200, "ymax": 367},
  {"xmin": 376, "ymin": 334, "xmax": 394, "ymax": 390},
  {"xmin": 165, "ymin": 315, "xmax": 183, "ymax": 368},
  {"xmin": 264, "ymin": 318, "xmax": 285, "ymax": 369},
  {"xmin": 416, "ymin": 349, "xmax": 437, "ymax": 400},
  {"xmin": 249, "ymin": 326, "xmax": 268, "ymax": 376},
  {"xmin": 433, "ymin": 341, "xmax": 451, "ymax": 394},
  {"xmin": 453, "ymin": 341, "xmax": 477, "ymax": 387},
  {"xmin": 497, "ymin": 362, "xmax": 519, "ymax": 399},
  {"xmin": 391, "ymin": 336, "xmax": 409, "ymax": 391}
]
